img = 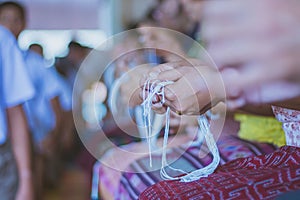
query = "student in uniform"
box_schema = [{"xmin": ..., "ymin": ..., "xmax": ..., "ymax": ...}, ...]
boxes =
[
  {"xmin": 0, "ymin": 1, "xmax": 65, "ymax": 196},
  {"xmin": 0, "ymin": 24, "xmax": 35, "ymax": 200}
]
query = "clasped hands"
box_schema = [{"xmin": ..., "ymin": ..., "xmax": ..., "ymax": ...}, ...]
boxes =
[{"xmin": 139, "ymin": 59, "xmax": 225, "ymax": 116}]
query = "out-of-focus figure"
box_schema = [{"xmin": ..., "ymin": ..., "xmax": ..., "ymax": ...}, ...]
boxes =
[
  {"xmin": 0, "ymin": 2, "xmax": 35, "ymax": 199},
  {"xmin": 55, "ymin": 41, "xmax": 91, "ymax": 88}
]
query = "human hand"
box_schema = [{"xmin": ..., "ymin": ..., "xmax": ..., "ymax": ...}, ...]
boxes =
[
  {"xmin": 140, "ymin": 59, "xmax": 225, "ymax": 115},
  {"xmin": 202, "ymin": 0, "xmax": 300, "ymax": 106},
  {"xmin": 120, "ymin": 64, "xmax": 152, "ymax": 107}
]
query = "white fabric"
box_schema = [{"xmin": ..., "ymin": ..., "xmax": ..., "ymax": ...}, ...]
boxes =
[{"xmin": 0, "ymin": 25, "xmax": 35, "ymax": 144}]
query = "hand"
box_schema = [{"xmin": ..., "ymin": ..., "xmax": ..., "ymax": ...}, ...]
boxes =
[
  {"xmin": 202, "ymin": 0, "xmax": 300, "ymax": 106},
  {"xmin": 140, "ymin": 59, "xmax": 225, "ymax": 115},
  {"xmin": 120, "ymin": 64, "xmax": 152, "ymax": 107}
]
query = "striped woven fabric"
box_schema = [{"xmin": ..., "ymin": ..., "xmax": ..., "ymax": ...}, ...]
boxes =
[
  {"xmin": 93, "ymin": 135, "xmax": 277, "ymax": 199},
  {"xmin": 139, "ymin": 146, "xmax": 300, "ymax": 200}
]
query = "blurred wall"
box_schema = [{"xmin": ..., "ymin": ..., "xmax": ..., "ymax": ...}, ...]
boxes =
[
  {"xmin": 12, "ymin": 0, "xmax": 101, "ymax": 29},
  {"xmin": 5, "ymin": 0, "xmax": 156, "ymax": 34},
  {"xmin": 112, "ymin": 0, "xmax": 157, "ymax": 32}
]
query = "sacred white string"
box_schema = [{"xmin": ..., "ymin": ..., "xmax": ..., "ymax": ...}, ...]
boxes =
[
  {"xmin": 142, "ymin": 79, "xmax": 173, "ymax": 167},
  {"xmin": 141, "ymin": 79, "xmax": 220, "ymax": 182}
]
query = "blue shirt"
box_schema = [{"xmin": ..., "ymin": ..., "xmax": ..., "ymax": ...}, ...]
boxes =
[
  {"xmin": 0, "ymin": 25, "xmax": 35, "ymax": 144},
  {"xmin": 23, "ymin": 51, "xmax": 72, "ymax": 143},
  {"xmin": 48, "ymin": 66, "xmax": 72, "ymax": 112},
  {"xmin": 23, "ymin": 50, "xmax": 62, "ymax": 143}
]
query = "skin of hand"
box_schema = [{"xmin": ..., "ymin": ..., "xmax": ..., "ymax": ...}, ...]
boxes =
[
  {"xmin": 120, "ymin": 64, "xmax": 153, "ymax": 107},
  {"xmin": 202, "ymin": 0, "xmax": 300, "ymax": 107},
  {"xmin": 139, "ymin": 59, "xmax": 226, "ymax": 115},
  {"xmin": 123, "ymin": 64, "xmax": 199, "ymax": 134}
]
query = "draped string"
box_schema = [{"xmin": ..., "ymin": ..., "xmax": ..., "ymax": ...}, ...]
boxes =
[
  {"xmin": 141, "ymin": 79, "xmax": 220, "ymax": 182},
  {"xmin": 142, "ymin": 79, "xmax": 173, "ymax": 167}
]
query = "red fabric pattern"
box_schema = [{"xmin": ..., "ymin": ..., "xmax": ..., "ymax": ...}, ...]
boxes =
[{"xmin": 139, "ymin": 146, "xmax": 300, "ymax": 200}]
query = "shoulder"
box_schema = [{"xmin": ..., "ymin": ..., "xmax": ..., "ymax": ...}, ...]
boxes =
[{"xmin": 0, "ymin": 25, "xmax": 17, "ymax": 45}]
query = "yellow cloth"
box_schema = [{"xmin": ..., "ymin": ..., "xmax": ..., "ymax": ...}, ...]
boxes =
[{"xmin": 235, "ymin": 114, "xmax": 286, "ymax": 147}]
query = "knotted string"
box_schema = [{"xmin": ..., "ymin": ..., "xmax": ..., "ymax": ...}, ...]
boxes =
[
  {"xmin": 142, "ymin": 79, "xmax": 173, "ymax": 167},
  {"xmin": 141, "ymin": 79, "xmax": 220, "ymax": 182}
]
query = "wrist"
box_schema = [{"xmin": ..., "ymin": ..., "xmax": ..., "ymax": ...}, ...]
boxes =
[{"xmin": 197, "ymin": 66, "xmax": 226, "ymax": 106}]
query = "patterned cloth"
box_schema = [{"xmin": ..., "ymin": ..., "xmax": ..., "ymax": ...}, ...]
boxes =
[
  {"xmin": 139, "ymin": 146, "xmax": 300, "ymax": 200},
  {"xmin": 95, "ymin": 134, "xmax": 192, "ymax": 200},
  {"xmin": 93, "ymin": 135, "xmax": 277, "ymax": 199},
  {"xmin": 272, "ymin": 106, "xmax": 300, "ymax": 147}
]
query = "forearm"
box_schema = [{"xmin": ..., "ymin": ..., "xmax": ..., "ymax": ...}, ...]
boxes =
[
  {"xmin": 50, "ymin": 96, "xmax": 63, "ymax": 135},
  {"xmin": 7, "ymin": 105, "xmax": 32, "ymax": 179}
]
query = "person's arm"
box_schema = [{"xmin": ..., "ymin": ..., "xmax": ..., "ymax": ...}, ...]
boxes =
[
  {"xmin": 7, "ymin": 104, "xmax": 34, "ymax": 200},
  {"xmin": 42, "ymin": 96, "xmax": 62, "ymax": 154},
  {"xmin": 202, "ymin": 0, "xmax": 300, "ymax": 109},
  {"xmin": 50, "ymin": 96, "xmax": 63, "ymax": 135}
]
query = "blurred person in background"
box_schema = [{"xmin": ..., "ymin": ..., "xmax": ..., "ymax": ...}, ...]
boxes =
[
  {"xmin": 151, "ymin": 0, "xmax": 197, "ymax": 37},
  {"xmin": 26, "ymin": 42, "xmax": 75, "ymax": 197},
  {"xmin": 30, "ymin": 43, "xmax": 75, "ymax": 162},
  {"xmin": 55, "ymin": 41, "xmax": 91, "ymax": 88},
  {"xmin": 0, "ymin": 1, "xmax": 73, "ymax": 198},
  {"xmin": 0, "ymin": 10, "xmax": 35, "ymax": 200}
]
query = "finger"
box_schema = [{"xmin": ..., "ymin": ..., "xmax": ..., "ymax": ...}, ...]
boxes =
[
  {"xmin": 139, "ymin": 61, "xmax": 187, "ymax": 86},
  {"xmin": 151, "ymin": 103, "xmax": 167, "ymax": 114},
  {"xmin": 151, "ymin": 62, "xmax": 181, "ymax": 73},
  {"xmin": 163, "ymin": 81, "xmax": 195, "ymax": 114},
  {"xmin": 157, "ymin": 68, "xmax": 183, "ymax": 82},
  {"xmin": 129, "ymin": 89, "xmax": 143, "ymax": 107},
  {"xmin": 226, "ymin": 97, "xmax": 246, "ymax": 110},
  {"xmin": 163, "ymin": 84, "xmax": 179, "ymax": 102},
  {"xmin": 165, "ymin": 79, "xmax": 218, "ymax": 115}
]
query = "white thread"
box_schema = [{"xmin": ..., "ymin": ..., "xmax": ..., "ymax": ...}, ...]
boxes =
[
  {"xmin": 142, "ymin": 79, "xmax": 173, "ymax": 167},
  {"xmin": 141, "ymin": 79, "xmax": 220, "ymax": 182}
]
